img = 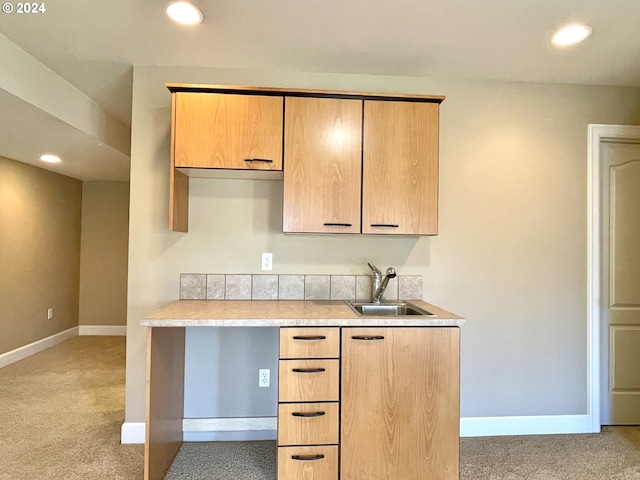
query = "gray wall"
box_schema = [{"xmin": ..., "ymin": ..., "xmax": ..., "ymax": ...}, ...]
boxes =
[
  {"xmin": 78, "ymin": 181, "xmax": 130, "ymax": 326},
  {"xmin": 0, "ymin": 156, "xmax": 82, "ymax": 355},
  {"xmin": 126, "ymin": 65, "xmax": 640, "ymax": 426}
]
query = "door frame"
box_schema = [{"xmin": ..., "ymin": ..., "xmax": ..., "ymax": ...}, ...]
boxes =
[{"xmin": 588, "ymin": 124, "xmax": 640, "ymax": 431}]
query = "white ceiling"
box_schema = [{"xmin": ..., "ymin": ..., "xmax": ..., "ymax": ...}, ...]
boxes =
[{"xmin": 1, "ymin": 0, "xmax": 640, "ymax": 181}]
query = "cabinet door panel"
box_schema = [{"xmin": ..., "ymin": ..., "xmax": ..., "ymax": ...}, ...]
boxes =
[
  {"xmin": 283, "ymin": 97, "xmax": 362, "ymax": 233},
  {"xmin": 341, "ymin": 327, "xmax": 459, "ymax": 480},
  {"xmin": 363, "ymin": 101, "xmax": 439, "ymax": 235},
  {"xmin": 174, "ymin": 92, "xmax": 283, "ymax": 170}
]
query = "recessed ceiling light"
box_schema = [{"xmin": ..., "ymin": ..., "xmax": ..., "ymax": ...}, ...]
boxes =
[
  {"xmin": 40, "ymin": 154, "xmax": 61, "ymax": 163},
  {"xmin": 551, "ymin": 24, "xmax": 593, "ymax": 47},
  {"xmin": 166, "ymin": 2, "xmax": 204, "ymax": 25}
]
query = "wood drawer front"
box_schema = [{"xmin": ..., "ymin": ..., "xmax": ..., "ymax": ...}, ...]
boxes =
[
  {"xmin": 279, "ymin": 327, "xmax": 340, "ymax": 359},
  {"xmin": 278, "ymin": 445, "xmax": 338, "ymax": 480},
  {"xmin": 278, "ymin": 402, "xmax": 339, "ymax": 446},
  {"xmin": 278, "ymin": 360, "xmax": 339, "ymax": 402}
]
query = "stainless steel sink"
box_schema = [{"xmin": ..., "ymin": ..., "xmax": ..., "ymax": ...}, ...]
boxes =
[{"xmin": 346, "ymin": 300, "xmax": 437, "ymax": 317}]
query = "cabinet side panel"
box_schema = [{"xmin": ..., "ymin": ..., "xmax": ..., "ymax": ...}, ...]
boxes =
[
  {"xmin": 283, "ymin": 97, "xmax": 362, "ymax": 233},
  {"xmin": 169, "ymin": 93, "xmax": 189, "ymax": 232},
  {"xmin": 341, "ymin": 327, "xmax": 459, "ymax": 480},
  {"xmin": 145, "ymin": 327, "xmax": 186, "ymax": 480},
  {"xmin": 362, "ymin": 101, "xmax": 439, "ymax": 235}
]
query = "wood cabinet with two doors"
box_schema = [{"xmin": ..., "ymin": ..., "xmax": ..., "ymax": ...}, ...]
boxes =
[
  {"xmin": 278, "ymin": 326, "xmax": 460, "ymax": 480},
  {"xmin": 167, "ymin": 84, "xmax": 444, "ymax": 235}
]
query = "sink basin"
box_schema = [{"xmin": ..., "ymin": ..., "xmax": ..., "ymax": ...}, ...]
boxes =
[{"xmin": 346, "ymin": 301, "xmax": 437, "ymax": 317}]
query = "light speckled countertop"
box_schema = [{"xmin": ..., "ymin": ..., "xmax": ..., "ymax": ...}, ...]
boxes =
[{"xmin": 141, "ymin": 299, "xmax": 465, "ymax": 327}]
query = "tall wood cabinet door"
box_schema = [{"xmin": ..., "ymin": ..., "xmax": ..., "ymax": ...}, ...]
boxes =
[
  {"xmin": 341, "ymin": 327, "xmax": 460, "ymax": 480},
  {"xmin": 173, "ymin": 92, "xmax": 283, "ymax": 170},
  {"xmin": 283, "ymin": 97, "xmax": 362, "ymax": 233},
  {"xmin": 362, "ymin": 101, "xmax": 439, "ymax": 235}
]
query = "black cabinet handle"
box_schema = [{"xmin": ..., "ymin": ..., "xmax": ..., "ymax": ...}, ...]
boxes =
[
  {"xmin": 292, "ymin": 367, "xmax": 326, "ymax": 373},
  {"xmin": 292, "ymin": 411, "xmax": 326, "ymax": 418},
  {"xmin": 370, "ymin": 224, "xmax": 399, "ymax": 228},
  {"xmin": 351, "ymin": 335, "xmax": 385, "ymax": 341},
  {"xmin": 244, "ymin": 158, "xmax": 274, "ymax": 163},
  {"xmin": 323, "ymin": 223, "xmax": 353, "ymax": 227},
  {"xmin": 292, "ymin": 335, "xmax": 327, "ymax": 340},
  {"xmin": 291, "ymin": 454, "xmax": 325, "ymax": 461}
]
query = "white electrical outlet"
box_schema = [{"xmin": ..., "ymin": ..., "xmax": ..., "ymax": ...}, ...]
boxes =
[
  {"xmin": 259, "ymin": 368, "xmax": 270, "ymax": 387},
  {"xmin": 47, "ymin": 308, "xmax": 53, "ymax": 320},
  {"xmin": 261, "ymin": 252, "xmax": 273, "ymax": 271}
]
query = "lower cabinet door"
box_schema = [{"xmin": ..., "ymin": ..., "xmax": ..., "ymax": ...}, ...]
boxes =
[
  {"xmin": 341, "ymin": 327, "xmax": 460, "ymax": 480},
  {"xmin": 277, "ymin": 445, "xmax": 338, "ymax": 480}
]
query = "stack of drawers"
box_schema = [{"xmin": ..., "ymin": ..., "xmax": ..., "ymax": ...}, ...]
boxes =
[{"xmin": 277, "ymin": 327, "xmax": 340, "ymax": 480}]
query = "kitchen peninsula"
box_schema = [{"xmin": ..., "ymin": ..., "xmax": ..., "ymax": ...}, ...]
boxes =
[{"xmin": 142, "ymin": 299, "xmax": 464, "ymax": 480}]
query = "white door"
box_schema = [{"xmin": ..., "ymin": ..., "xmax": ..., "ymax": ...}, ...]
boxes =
[{"xmin": 600, "ymin": 137, "xmax": 640, "ymax": 425}]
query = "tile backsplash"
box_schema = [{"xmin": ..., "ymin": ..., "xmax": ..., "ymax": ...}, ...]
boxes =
[{"xmin": 180, "ymin": 273, "xmax": 422, "ymax": 301}]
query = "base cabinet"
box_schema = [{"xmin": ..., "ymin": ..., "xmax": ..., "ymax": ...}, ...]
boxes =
[{"xmin": 277, "ymin": 326, "xmax": 460, "ymax": 480}]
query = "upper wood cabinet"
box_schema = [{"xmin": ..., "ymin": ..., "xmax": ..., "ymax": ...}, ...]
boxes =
[
  {"xmin": 283, "ymin": 97, "xmax": 363, "ymax": 234},
  {"xmin": 363, "ymin": 101, "xmax": 439, "ymax": 235},
  {"xmin": 166, "ymin": 83, "xmax": 444, "ymax": 233},
  {"xmin": 173, "ymin": 92, "xmax": 283, "ymax": 170},
  {"xmin": 283, "ymin": 98, "xmax": 441, "ymax": 235}
]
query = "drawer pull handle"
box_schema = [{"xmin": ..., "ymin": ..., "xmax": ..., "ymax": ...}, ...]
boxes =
[
  {"xmin": 352, "ymin": 335, "xmax": 385, "ymax": 341},
  {"xmin": 244, "ymin": 158, "xmax": 274, "ymax": 163},
  {"xmin": 291, "ymin": 454, "xmax": 325, "ymax": 461},
  {"xmin": 292, "ymin": 367, "xmax": 326, "ymax": 373},
  {"xmin": 292, "ymin": 335, "xmax": 327, "ymax": 340},
  {"xmin": 370, "ymin": 223, "xmax": 399, "ymax": 228},
  {"xmin": 323, "ymin": 222, "xmax": 353, "ymax": 227},
  {"xmin": 292, "ymin": 411, "xmax": 326, "ymax": 418}
]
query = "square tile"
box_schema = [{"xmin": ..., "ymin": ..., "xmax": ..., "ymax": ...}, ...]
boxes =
[
  {"xmin": 330, "ymin": 276, "xmax": 356, "ymax": 300},
  {"xmin": 278, "ymin": 275, "xmax": 305, "ymax": 300},
  {"xmin": 356, "ymin": 275, "xmax": 373, "ymax": 301},
  {"xmin": 252, "ymin": 275, "xmax": 279, "ymax": 300},
  {"xmin": 206, "ymin": 274, "xmax": 225, "ymax": 300},
  {"xmin": 399, "ymin": 276, "xmax": 422, "ymax": 300},
  {"xmin": 180, "ymin": 274, "xmax": 206, "ymax": 300},
  {"xmin": 304, "ymin": 275, "xmax": 331, "ymax": 300},
  {"xmin": 225, "ymin": 274, "xmax": 252, "ymax": 300}
]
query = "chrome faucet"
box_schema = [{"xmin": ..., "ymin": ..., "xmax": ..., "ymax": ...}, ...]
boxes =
[{"xmin": 367, "ymin": 262, "xmax": 397, "ymax": 304}]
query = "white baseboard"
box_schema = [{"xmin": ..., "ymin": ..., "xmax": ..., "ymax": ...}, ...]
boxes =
[
  {"xmin": 78, "ymin": 325, "xmax": 126, "ymax": 336},
  {"xmin": 0, "ymin": 327, "xmax": 79, "ymax": 369},
  {"xmin": 460, "ymin": 414, "xmax": 598, "ymax": 437},
  {"xmin": 183, "ymin": 417, "xmax": 277, "ymax": 442},
  {"xmin": 120, "ymin": 418, "xmax": 278, "ymax": 444},
  {"xmin": 122, "ymin": 415, "xmax": 598, "ymax": 444},
  {"xmin": 121, "ymin": 422, "xmax": 145, "ymax": 444}
]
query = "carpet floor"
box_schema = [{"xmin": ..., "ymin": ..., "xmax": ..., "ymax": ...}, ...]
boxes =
[{"xmin": 1, "ymin": 336, "xmax": 639, "ymax": 479}]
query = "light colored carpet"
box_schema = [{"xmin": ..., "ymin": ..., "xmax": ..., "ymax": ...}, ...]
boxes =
[
  {"xmin": 0, "ymin": 336, "xmax": 143, "ymax": 480},
  {"xmin": 460, "ymin": 427, "xmax": 640, "ymax": 479},
  {"xmin": 2, "ymin": 336, "xmax": 640, "ymax": 479}
]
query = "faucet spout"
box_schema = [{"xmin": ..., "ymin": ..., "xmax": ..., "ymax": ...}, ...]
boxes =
[{"xmin": 370, "ymin": 265, "xmax": 397, "ymax": 304}]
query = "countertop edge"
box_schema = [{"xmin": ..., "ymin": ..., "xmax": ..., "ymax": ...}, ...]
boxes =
[
  {"xmin": 140, "ymin": 318, "xmax": 465, "ymax": 327},
  {"xmin": 140, "ymin": 299, "xmax": 465, "ymax": 327}
]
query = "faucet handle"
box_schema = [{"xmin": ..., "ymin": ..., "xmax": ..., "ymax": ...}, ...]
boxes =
[{"xmin": 367, "ymin": 262, "xmax": 381, "ymax": 277}]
